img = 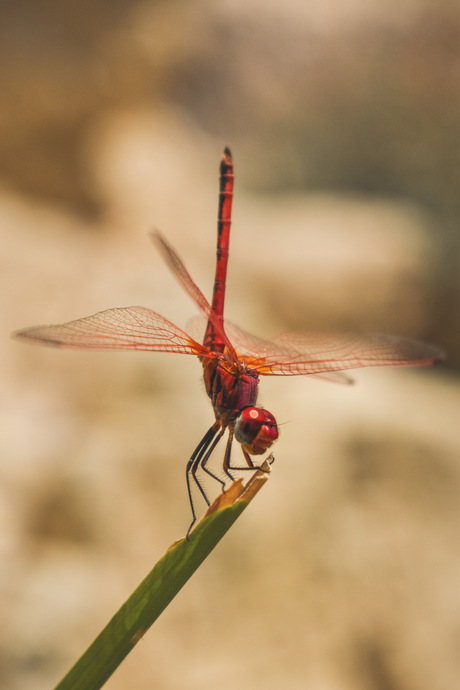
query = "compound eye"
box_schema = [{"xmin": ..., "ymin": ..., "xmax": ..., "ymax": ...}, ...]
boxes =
[
  {"xmin": 234, "ymin": 407, "xmax": 279, "ymax": 454},
  {"xmin": 234, "ymin": 407, "xmax": 264, "ymax": 444}
]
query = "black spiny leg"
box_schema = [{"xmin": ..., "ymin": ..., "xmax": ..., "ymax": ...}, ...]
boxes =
[
  {"xmin": 186, "ymin": 422, "xmax": 221, "ymax": 538},
  {"xmin": 203, "ymin": 427, "xmax": 235, "ymax": 488}
]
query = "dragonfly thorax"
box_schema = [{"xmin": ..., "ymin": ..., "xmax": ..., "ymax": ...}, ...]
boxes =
[
  {"xmin": 202, "ymin": 358, "xmax": 260, "ymax": 420},
  {"xmin": 234, "ymin": 406, "xmax": 279, "ymax": 455}
]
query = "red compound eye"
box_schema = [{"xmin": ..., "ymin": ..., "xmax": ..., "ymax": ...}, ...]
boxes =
[{"xmin": 234, "ymin": 407, "xmax": 279, "ymax": 455}]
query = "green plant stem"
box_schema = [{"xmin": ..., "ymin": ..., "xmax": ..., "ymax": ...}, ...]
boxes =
[{"xmin": 54, "ymin": 462, "xmax": 270, "ymax": 690}]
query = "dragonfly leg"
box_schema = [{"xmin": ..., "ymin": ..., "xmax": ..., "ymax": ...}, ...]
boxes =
[
  {"xmin": 196, "ymin": 427, "xmax": 226, "ymax": 493},
  {"xmin": 225, "ymin": 445, "xmax": 256, "ymax": 470},
  {"xmin": 226, "ymin": 446, "xmax": 271, "ymax": 473},
  {"xmin": 186, "ymin": 422, "xmax": 222, "ymax": 538},
  {"xmin": 222, "ymin": 430, "xmax": 237, "ymax": 483},
  {"xmin": 241, "ymin": 448, "xmax": 256, "ymax": 469},
  {"xmin": 203, "ymin": 429, "xmax": 235, "ymax": 489}
]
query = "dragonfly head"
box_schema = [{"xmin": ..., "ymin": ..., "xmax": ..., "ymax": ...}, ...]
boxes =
[{"xmin": 234, "ymin": 407, "xmax": 279, "ymax": 455}]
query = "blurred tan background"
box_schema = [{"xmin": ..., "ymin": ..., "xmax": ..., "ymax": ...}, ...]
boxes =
[{"xmin": 2, "ymin": 1, "xmax": 459, "ymax": 689}]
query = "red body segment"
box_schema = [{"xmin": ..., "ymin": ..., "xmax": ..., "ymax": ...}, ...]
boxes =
[
  {"xmin": 202, "ymin": 357, "xmax": 260, "ymax": 422},
  {"xmin": 204, "ymin": 147, "xmax": 234, "ymax": 354}
]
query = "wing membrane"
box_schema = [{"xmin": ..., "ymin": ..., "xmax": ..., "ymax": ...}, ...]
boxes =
[
  {"xmin": 221, "ymin": 323, "xmax": 444, "ymax": 377},
  {"xmin": 252, "ymin": 331, "xmax": 445, "ymax": 375},
  {"xmin": 220, "ymin": 322, "xmax": 351, "ymax": 383},
  {"xmin": 151, "ymin": 232, "xmax": 239, "ymax": 363},
  {"xmin": 13, "ymin": 306, "xmax": 214, "ymax": 356}
]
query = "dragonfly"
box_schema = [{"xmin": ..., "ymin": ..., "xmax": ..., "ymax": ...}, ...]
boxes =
[{"xmin": 14, "ymin": 148, "xmax": 444, "ymax": 535}]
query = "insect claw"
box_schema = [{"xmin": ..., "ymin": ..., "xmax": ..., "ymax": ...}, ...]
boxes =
[{"xmin": 185, "ymin": 519, "xmax": 195, "ymax": 541}]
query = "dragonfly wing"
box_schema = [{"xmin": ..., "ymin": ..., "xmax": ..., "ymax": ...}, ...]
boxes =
[
  {"xmin": 223, "ymin": 321, "xmax": 271, "ymax": 357},
  {"xmin": 246, "ymin": 331, "xmax": 445, "ymax": 376},
  {"xmin": 13, "ymin": 306, "xmax": 215, "ymax": 356},
  {"xmin": 223, "ymin": 321, "xmax": 353, "ymax": 384},
  {"xmin": 301, "ymin": 370, "xmax": 354, "ymax": 385},
  {"xmin": 185, "ymin": 319, "xmax": 443, "ymax": 378},
  {"xmin": 185, "ymin": 315, "xmax": 207, "ymax": 343},
  {"xmin": 151, "ymin": 232, "xmax": 240, "ymax": 363}
]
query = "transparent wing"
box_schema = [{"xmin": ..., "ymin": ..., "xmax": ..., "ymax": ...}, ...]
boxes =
[
  {"xmin": 151, "ymin": 232, "xmax": 239, "ymax": 363},
  {"xmin": 221, "ymin": 322, "xmax": 351, "ymax": 383},
  {"xmin": 220, "ymin": 322, "xmax": 444, "ymax": 377},
  {"xmin": 252, "ymin": 331, "xmax": 445, "ymax": 376},
  {"xmin": 13, "ymin": 306, "xmax": 215, "ymax": 356}
]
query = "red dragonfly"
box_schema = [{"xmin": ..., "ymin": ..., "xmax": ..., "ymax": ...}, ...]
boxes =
[{"xmin": 14, "ymin": 148, "xmax": 444, "ymax": 534}]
